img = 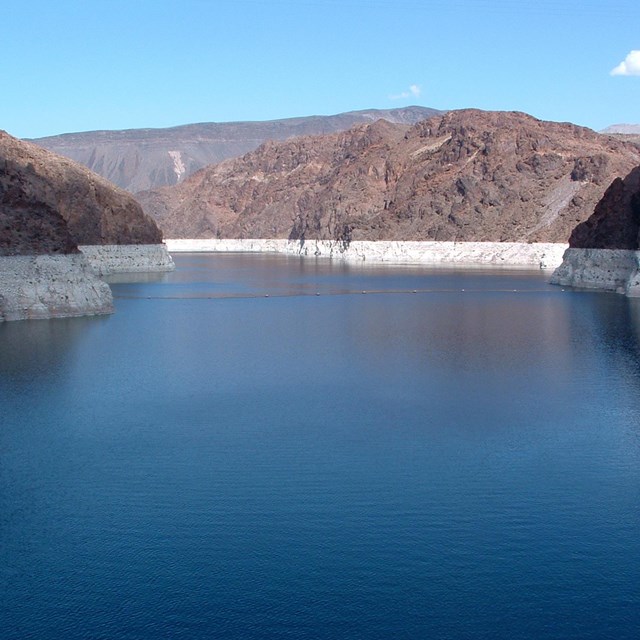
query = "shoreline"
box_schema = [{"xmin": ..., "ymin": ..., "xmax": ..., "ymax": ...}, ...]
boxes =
[
  {"xmin": 1, "ymin": 244, "xmax": 175, "ymax": 322},
  {"xmin": 165, "ymin": 239, "xmax": 568, "ymax": 269},
  {"xmin": 79, "ymin": 244, "xmax": 175, "ymax": 275},
  {"xmin": 550, "ymin": 248, "xmax": 640, "ymax": 297},
  {"xmin": 0, "ymin": 254, "xmax": 113, "ymax": 322}
]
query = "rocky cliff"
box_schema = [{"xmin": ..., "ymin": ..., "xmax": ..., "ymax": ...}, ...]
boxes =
[
  {"xmin": 1, "ymin": 131, "xmax": 114, "ymax": 319},
  {"xmin": 1, "ymin": 130, "xmax": 162, "ymax": 246},
  {"xmin": 31, "ymin": 107, "xmax": 440, "ymax": 192},
  {"xmin": 568, "ymin": 166, "xmax": 640, "ymax": 250},
  {"xmin": 551, "ymin": 165, "xmax": 640, "ymax": 296},
  {"xmin": 1, "ymin": 179, "xmax": 78, "ymax": 257},
  {"xmin": 1, "ymin": 130, "xmax": 172, "ymax": 320},
  {"xmin": 138, "ymin": 110, "xmax": 640, "ymax": 244}
]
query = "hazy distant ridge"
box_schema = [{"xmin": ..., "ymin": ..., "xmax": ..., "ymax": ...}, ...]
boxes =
[
  {"xmin": 30, "ymin": 107, "xmax": 441, "ymax": 192},
  {"xmin": 601, "ymin": 124, "xmax": 640, "ymax": 135}
]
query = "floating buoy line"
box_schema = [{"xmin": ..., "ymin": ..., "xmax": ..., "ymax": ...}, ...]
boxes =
[{"xmin": 113, "ymin": 287, "xmax": 569, "ymax": 301}]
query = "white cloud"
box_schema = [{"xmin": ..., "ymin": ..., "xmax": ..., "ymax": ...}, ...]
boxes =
[
  {"xmin": 610, "ymin": 50, "xmax": 640, "ymax": 76},
  {"xmin": 390, "ymin": 84, "xmax": 422, "ymax": 100}
]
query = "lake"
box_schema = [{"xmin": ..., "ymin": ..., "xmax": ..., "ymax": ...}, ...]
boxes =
[{"xmin": 1, "ymin": 253, "xmax": 639, "ymax": 639}]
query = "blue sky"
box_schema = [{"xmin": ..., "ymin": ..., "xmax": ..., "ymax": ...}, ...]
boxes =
[{"xmin": 2, "ymin": 0, "xmax": 639, "ymax": 138}]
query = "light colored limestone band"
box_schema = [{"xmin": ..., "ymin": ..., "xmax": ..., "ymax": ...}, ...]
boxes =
[
  {"xmin": 165, "ymin": 239, "xmax": 567, "ymax": 269},
  {"xmin": 79, "ymin": 244, "xmax": 175, "ymax": 276},
  {"xmin": 0, "ymin": 254, "xmax": 113, "ymax": 322},
  {"xmin": 550, "ymin": 248, "xmax": 640, "ymax": 296}
]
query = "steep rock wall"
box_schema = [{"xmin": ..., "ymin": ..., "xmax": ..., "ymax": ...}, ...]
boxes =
[
  {"xmin": 79, "ymin": 244, "xmax": 175, "ymax": 275},
  {"xmin": 551, "ymin": 166, "xmax": 640, "ymax": 295},
  {"xmin": 0, "ymin": 254, "xmax": 113, "ymax": 321}
]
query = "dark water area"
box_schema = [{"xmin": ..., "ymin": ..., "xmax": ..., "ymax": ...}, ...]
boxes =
[{"xmin": 1, "ymin": 253, "xmax": 639, "ymax": 639}]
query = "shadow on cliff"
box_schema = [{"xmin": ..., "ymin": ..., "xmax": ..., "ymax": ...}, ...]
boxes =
[{"xmin": 569, "ymin": 165, "xmax": 640, "ymax": 249}]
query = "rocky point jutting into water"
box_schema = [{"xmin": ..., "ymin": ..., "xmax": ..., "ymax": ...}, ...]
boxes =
[
  {"xmin": 551, "ymin": 165, "xmax": 640, "ymax": 296},
  {"xmin": 0, "ymin": 130, "xmax": 174, "ymax": 276},
  {"xmin": 0, "ymin": 130, "xmax": 172, "ymax": 320},
  {"xmin": 137, "ymin": 110, "xmax": 640, "ymax": 255}
]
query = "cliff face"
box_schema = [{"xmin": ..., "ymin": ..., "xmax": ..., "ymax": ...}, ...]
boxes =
[
  {"xmin": 0, "ymin": 130, "xmax": 163, "ymax": 247},
  {"xmin": 31, "ymin": 107, "xmax": 440, "ymax": 192},
  {"xmin": 550, "ymin": 165, "xmax": 640, "ymax": 296},
  {"xmin": 568, "ymin": 166, "xmax": 640, "ymax": 249},
  {"xmin": 1, "ymin": 130, "xmax": 173, "ymax": 320},
  {"xmin": 0, "ymin": 184, "xmax": 78, "ymax": 257},
  {"xmin": 0, "ymin": 254, "xmax": 113, "ymax": 321},
  {"xmin": 138, "ymin": 110, "xmax": 640, "ymax": 243}
]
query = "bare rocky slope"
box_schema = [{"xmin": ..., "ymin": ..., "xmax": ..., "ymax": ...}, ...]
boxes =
[
  {"xmin": 31, "ymin": 107, "xmax": 440, "ymax": 192},
  {"xmin": 568, "ymin": 165, "xmax": 640, "ymax": 249},
  {"xmin": 1, "ymin": 171, "xmax": 78, "ymax": 257},
  {"xmin": 550, "ymin": 165, "xmax": 640, "ymax": 296},
  {"xmin": 0, "ymin": 130, "xmax": 170, "ymax": 320},
  {"xmin": 1, "ymin": 130, "xmax": 162, "ymax": 247},
  {"xmin": 138, "ymin": 110, "xmax": 640, "ymax": 243}
]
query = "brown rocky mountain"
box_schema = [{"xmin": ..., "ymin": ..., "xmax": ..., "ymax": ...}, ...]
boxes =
[
  {"xmin": 608, "ymin": 134, "xmax": 640, "ymax": 146},
  {"xmin": 1, "ymin": 166, "xmax": 78, "ymax": 256},
  {"xmin": 0, "ymin": 130, "xmax": 162, "ymax": 251},
  {"xmin": 30, "ymin": 107, "xmax": 440, "ymax": 193},
  {"xmin": 568, "ymin": 165, "xmax": 640, "ymax": 249},
  {"xmin": 138, "ymin": 110, "xmax": 640, "ymax": 243}
]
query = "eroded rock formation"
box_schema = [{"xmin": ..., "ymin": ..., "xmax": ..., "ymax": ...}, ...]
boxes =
[
  {"xmin": 0, "ymin": 130, "xmax": 172, "ymax": 320},
  {"xmin": 568, "ymin": 166, "xmax": 640, "ymax": 250},
  {"xmin": 1, "ymin": 130, "xmax": 162, "ymax": 246},
  {"xmin": 551, "ymin": 166, "xmax": 640, "ymax": 295},
  {"xmin": 138, "ymin": 110, "xmax": 640, "ymax": 243}
]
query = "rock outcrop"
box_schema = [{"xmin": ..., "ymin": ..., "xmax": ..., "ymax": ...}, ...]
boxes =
[
  {"xmin": 31, "ymin": 107, "xmax": 440, "ymax": 192},
  {"xmin": 567, "ymin": 166, "xmax": 640, "ymax": 250},
  {"xmin": 1, "ymin": 130, "xmax": 172, "ymax": 320},
  {"xmin": 1, "ymin": 130, "xmax": 174, "ymax": 277},
  {"xmin": 1, "ymin": 130, "xmax": 162, "ymax": 246},
  {"xmin": 138, "ymin": 110, "xmax": 640, "ymax": 244},
  {"xmin": 0, "ymin": 255, "xmax": 113, "ymax": 321},
  {"xmin": 78, "ymin": 244, "xmax": 177, "ymax": 276},
  {"xmin": 551, "ymin": 166, "xmax": 640, "ymax": 295}
]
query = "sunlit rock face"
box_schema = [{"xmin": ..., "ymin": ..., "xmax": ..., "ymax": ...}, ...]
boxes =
[
  {"xmin": 0, "ymin": 255, "xmax": 113, "ymax": 321},
  {"xmin": 138, "ymin": 110, "xmax": 640, "ymax": 245}
]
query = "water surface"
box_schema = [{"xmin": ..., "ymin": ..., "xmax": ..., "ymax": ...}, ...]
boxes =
[{"xmin": 1, "ymin": 254, "xmax": 639, "ymax": 639}]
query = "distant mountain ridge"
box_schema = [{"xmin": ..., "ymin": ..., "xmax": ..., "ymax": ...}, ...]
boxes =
[
  {"xmin": 30, "ymin": 107, "xmax": 441, "ymax": 193},
  {"xmin": 601, "ymin": 124, "xmax": 640, "ymax": 135}
]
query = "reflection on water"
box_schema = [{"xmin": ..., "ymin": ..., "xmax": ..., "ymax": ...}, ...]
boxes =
[
  {"xmin": 1, "ymin": 253, "xmax": 640, "ymax": 640},
  {"xmin": 0, "ymin": 315, "xmax": 107, "ymax": 381}
]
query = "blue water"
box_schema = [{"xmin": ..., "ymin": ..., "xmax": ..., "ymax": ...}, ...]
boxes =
[{"xmin": 1, "ymin": 253, "xmax": 639, "ymax": 639}]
